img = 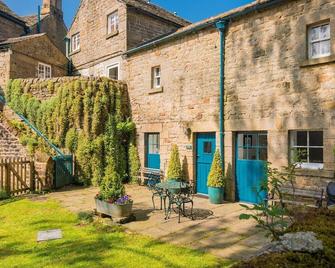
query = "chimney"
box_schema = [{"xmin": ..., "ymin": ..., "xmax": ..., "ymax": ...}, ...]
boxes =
[{"xmin": 41, "ymin": 0, "xmax": 63, "ymax": 17}]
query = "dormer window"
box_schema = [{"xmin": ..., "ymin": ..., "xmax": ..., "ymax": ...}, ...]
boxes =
[
  {"xmin": 107, "ymin": 11, "xmax": 119, "ymax": 35},
  {"xmin": 71, "ymin": 33, "xmax": 80, "ymax": 52},
  {"xmin": 308, "ymin": 22, "xmax": 331, "ymax": 59}
]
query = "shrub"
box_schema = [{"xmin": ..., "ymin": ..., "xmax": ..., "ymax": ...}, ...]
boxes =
[
  {"xmin": 167, "ymin": 144, "xmax": 182, "ymax": 180},
  {"xmin": 207, "ymin": 150, "xmax": 224, "ymax": 188},
  {"xmin": 129, "ymin": 143, "xmax": 141, "ymax": 184},
  {"xmin": 99, "ymin": 158, "xmax": 125, "ymax": 202},
  {"xmin": 0, "ymin": 188, "xmax": 9, "ymax": 200},
  {"xmin": 65, "ymin": 128, "xmax": 78, "ymax": 153}
]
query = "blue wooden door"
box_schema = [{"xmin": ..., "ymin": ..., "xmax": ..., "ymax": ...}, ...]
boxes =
[
  {"xmin": 146, "ymin": 133, "xmax": 160, "ymax": 170},
  {"xmin": 196, "ymin": 133, "xmax": 216, "ymax": 195},
  {"xmin": 236, "ymin": 132, "xmax": 268, "ymax": 204}
]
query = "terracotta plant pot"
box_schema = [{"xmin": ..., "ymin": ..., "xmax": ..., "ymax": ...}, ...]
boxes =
[{"xmin": 95, "ymin": 198, "xmax": 133, "ymax": 218}]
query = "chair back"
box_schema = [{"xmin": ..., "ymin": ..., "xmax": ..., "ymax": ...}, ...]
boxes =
[{"xmin": 327, "ymin": 182, "xmax": 335, "ymax": 206}]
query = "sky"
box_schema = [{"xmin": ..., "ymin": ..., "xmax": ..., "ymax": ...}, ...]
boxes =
[{"xmin": 4, "ymin": 0, "xmax": 254, "ymax": 28}]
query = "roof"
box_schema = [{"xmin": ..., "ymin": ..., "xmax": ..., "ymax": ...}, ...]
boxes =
[
  {"xmin": 123, "ymin": 0, "xmax": 190, "ymax": 26},
  {"xmin": 0, "ymin": 0, "xmax": 26, "ymax": 24},
  {"xmin": 21, "ymin": 14, "xmax": 48, "ymax": 27},
  {"xmin": 0, "ymin": 33, "xmax": 46, "ymax": 46},
  {"xmin": 126, "ymin": 0, "xmax": 284, "ymax": 55}
]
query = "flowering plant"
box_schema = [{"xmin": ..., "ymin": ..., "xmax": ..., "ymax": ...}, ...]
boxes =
[{"xmin": 96, "ymin": 192, "xmax": 132, "ymax": 205}]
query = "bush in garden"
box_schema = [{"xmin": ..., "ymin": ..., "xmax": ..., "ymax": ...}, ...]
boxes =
[
  {"xmin": 0, "ymin": 188, "xmax": 9, "ymax": 200},
  {"xmin": 5, "ymin": 78, "xmax": 134, "ymax": 186},
  {"xmin": 129, "ymin": 143, "xmax": 141, "ymax": 184},
  {"xmin": 167, "ymin": 144, "xmax": 182, "ymax": 180},
  {"xmin": 207, "ymin": 150, "xmax": 225, "ymax": 188}
]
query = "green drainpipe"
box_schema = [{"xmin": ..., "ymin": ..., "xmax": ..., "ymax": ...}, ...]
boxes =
[{"xmin": 215, "ymin": 20, "xmax": 227, "ymax": 170}]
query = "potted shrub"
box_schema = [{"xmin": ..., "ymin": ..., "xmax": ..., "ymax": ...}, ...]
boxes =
[
  {"xmin": 207, "ymin": 150, "xmax": 225, "ymax": 204},
  {"xmin": 95, "ymin": 160, "xmax": 133, "ymax": 218},
  {"xmin": 167, "ymin": 144, "xmax": 182, "ymax": 182}
]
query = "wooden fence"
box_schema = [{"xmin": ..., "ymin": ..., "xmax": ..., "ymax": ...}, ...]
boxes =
[{"xmin": 0, "ymin": 157, "xmax": 50, "ymax": 195}]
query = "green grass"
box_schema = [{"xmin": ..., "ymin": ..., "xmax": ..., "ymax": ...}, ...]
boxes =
[{"xmin": 0, "ymin": 199, "xmax": 229, "ymax": 268}]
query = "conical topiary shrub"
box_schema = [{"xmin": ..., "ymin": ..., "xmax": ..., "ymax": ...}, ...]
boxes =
[
  {"xmin": 207, "ymin": 150, "xmax": 225, "ymax": 204},
  {"xmin": 207, "ymin": 150, "xmax": 225, "ymax": 188},
  {"xmin": 167, "ymin": 144, "xmax": 182, "ymax": 181}
]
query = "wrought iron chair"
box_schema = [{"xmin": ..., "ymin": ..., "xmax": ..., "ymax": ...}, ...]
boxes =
[
  {"xmin": 145, "ymin": 170, "xmax": 167, "ymax": 211},
  {"xmin": 165, "ymin": 182, "xmax": 194, "ymax": 223}
]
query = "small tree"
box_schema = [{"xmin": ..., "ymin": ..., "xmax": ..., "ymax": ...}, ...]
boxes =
[
  {"xmin": 99, "ymin": 158, "xmax": 125, "ymax": 202},
  {"xmin": 207, "ymin": 150, "xmax": 225, "ymax": 188},
  {"xmin": 167, "ymin": 144, "xmax": 182, "ymax": 180},
  {"xmin": 129, "ymin": 143, "xmax": 141, "ymax": 184}
]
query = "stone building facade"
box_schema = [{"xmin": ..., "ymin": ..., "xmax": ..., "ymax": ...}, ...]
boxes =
[
  {"xmin": 0, "ymin": 34, "xmax": 68, "ymax": 93},
  {"xmin": 123, "ymin": 0, "xmax": 335, "ymax": 201},
  {"xmin": 67, "ymin": 0, "xmax": 190, "ymax": 78}
]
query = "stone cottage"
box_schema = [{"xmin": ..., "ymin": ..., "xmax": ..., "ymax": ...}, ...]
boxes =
[
  {"xmin": 0, "ymin": 0, "xmax": 68, "ymax": 93},
  {"xmin": 67, "ymin": 0, "xmax": 190, "ymax": 78},
  {"xmin": 123, "ymin": 0, "xmax": 335, "ymax": 202}
]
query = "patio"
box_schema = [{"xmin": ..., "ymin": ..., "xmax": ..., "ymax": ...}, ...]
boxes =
[{"xmin": 47, "ymin": 185, "xmax": 270, "ymax": 261}]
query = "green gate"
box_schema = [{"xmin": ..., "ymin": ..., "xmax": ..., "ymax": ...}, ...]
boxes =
[{"xmin": 53, "ymin": 155, "xmax": 74, "ymax": 189}]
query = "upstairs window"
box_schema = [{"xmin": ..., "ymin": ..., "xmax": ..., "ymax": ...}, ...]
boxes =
[
  {"xmin": 107, "ymin": 11, "xmax": 119, "ymax": 34},
  {"xmin": 71, "ymin": 33, "xmax": 80, "ymax": 52},
  {"xmin": 107, "ymin": 64, "xmax": 119, "ymax": 80},
  {"xmin": 152, "ymin": 66, "xmax": 161, "ymax": 89},
  {"xmin": 38, "ymin": 63, "xmax": 52, "ymax": 79},
  {"xmin": 308, "ymin": 23, "xmax": 331, "ymax": 59},
  {"xmin": 290, "ymin": 130, "xmax": 324, "ymax": 169}
]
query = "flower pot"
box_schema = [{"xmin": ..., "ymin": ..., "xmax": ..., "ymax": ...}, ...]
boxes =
[
  {"xmin": 95, "ymin": 198, "xmax": 133, "ymax": 218},
  {"xmin": 208, "ymin": 187, "xmax": 224, "ymax": 204}
]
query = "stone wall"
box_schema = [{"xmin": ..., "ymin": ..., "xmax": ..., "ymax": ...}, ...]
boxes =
[
  {"xmin": 224, "ymin": 0, "xmax": 335, "ymax": 194},
  {"xmin": 125, "ymin": 28, "xmax": 221, "ymax": 181},
  {"xmin": 9, "ymin": 34, "xmax": 67, "ymax": 80},
  {"xmin": 0, "ymin": 16, "xmax": 26, "ymax": 41},
  {"xmin": 0, "ymin": 49, "xmax": 10, "ymax": 93},
  {"xmin": 126, "ymin": 8, "xmax": 179, "ymax": 49}
]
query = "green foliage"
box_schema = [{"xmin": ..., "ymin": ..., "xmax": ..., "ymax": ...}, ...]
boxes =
[
  {"xmin": 99, "ymin": 158, "xmax": 125, "ymax": 202},
  {"xmin": 0, "ymin": 188, "xmax": 9, "ymax": 200},
  {"xmin": 167, "ymin": 144, "xmax": 182, "ymax": 180},
  {"xmin": 129, "ymin": 143, "xmax": 141, "ymax": 184},
  {"xmin": 19, "ymin": 134, "xmax": 39, "ymax": 156},
  {"xmin": 239, "ymin": 161, "xmax": 298, "ymax": 241},
  {"xmin": 5, "ymin": 78, "xmax": 134, "ymax": 186},
  {"xmin": 207, "ymin": 150, "xmax": 224, "ymax": 188}
]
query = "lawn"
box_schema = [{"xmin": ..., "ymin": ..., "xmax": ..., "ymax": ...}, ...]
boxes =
[{"xmin": 0, "ymin": 198, "xmax": 229, "ymax": 268}]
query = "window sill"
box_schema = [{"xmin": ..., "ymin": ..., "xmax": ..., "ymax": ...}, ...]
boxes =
[
  {"xmin": 106, "ymin": 30, "xmax": 119, "ymax": 40},
  {"xmin": 148, "ymin": 87, "xmax": 163, "ymax": 95},
  {"xmin": 69, "ymin": 49, "xmax": 81, "ymax": 56},
  {"xmin": 300, "ymin": 55, "xmax": 335, "ymax": 67},
  {"xmin": 296, "ymin": 163, "xmax": 324, "ymax": 170}
]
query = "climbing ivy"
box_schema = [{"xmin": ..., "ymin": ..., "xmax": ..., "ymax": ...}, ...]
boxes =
[{"xmin": 5, "ymin": 78, "xmax": 134, "ymax": 186}]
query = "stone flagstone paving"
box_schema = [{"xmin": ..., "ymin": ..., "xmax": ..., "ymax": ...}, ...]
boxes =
[{"xmin": 47, "ymin": 185, "xmax": 270, "ymax": 261}]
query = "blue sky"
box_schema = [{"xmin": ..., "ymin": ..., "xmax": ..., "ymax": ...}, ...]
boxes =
[{"xmin": 5, "ymin": 0, "xmax": 253, "ymax": 27}]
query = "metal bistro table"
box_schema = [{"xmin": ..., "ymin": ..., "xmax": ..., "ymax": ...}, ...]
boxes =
[{"xmin": 156, "ymin": 181, "xmax": 190, "ymax": 222}]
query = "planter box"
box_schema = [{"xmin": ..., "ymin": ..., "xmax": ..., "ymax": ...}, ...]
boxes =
[{"xmin": 95, "ymin": 198, "xmax": 133, "ymax": 218}]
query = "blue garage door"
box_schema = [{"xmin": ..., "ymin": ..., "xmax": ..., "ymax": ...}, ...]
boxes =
[
  {"xmin": 236, "ymin": 132, "xmax": 268, "ymax": 204},
  {"xmin": 196, "ymin": 133, "xmax": 216, "ymax": 195},
  {"xmin": 145, "ymin": 133, "xmax": 160, "ymax": 170}
]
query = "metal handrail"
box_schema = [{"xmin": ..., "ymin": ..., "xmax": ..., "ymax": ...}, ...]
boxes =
[{"xmin": 0, "ymin": 95, "xmax": 65, "ymax": 156}]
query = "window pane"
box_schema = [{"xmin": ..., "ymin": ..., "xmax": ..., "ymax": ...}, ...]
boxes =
[
  {"xmin": 296, "ymin": 131, "xmax": 307, "ymax": 146},
  {"xmin": 108, "ymin": 67, "xmax": 118, "ymax": 80},
  {"xmin": 204, "ymin": 142, "xmax": 212, "ymax": 154},
  {"xmin": 259, "ymin": 134, "xmax": 267, "ymax": 147},
  {"xmin": 243, "ymin": 135, "xmax": 255, "ymax": 147},
  {"xmin": 320, "ymin": 24, "xmax": 330, "ymax": 39},
  {"xmin": 259, "ymin": 148, "xmax": 268, "ymax": 161},
  {"xmin": 309, "ymin": 131, "xmax": 323, "ymax": 147},
  {"xmin": 311, "ymin": 42, "xmax": 320, "ymax": 57},
  {"xmin": 238, "ymin": 147, "xmax": 248, "ymax": 160},
  {"xmin": 309, "ymin": 148, "xmax": 323, "ymax": 163},
  {"xmin": 296, "ymin": 147, "xmax": 308, "ymax": 162},
  {"xmin": 320, "ymin": 40, "xmax": 330, "ymax": 55},
  {"xmin": 247, "ymin": 148, "xmax": 257, "ymax": 160},
  {"xmin": 310, "ymin": 27, "xmax": 320, "ymax": 41}
]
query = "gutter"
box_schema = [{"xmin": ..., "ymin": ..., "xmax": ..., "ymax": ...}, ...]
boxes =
[{"xmin": 125, "ymin": 0, "xmax": 284, "ymax": 56}]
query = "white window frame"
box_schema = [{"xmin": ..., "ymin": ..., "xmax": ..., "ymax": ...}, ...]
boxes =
[
  {"xmin": 71, "ymin": 33, "xmax": 80, "ymax": 52},
  {"xmin": 308, "ymin": 22, "xmax": 331, "ymax": 59},
  {"xmin": 38, "ymin": 63, "xmax": 52, "ymax": 79},
  {"xmin": 106, "ymin": 63, "xmax": 120, "ymax": 80},
  {"xmin": 290, "ymin": 130, "xmax": 324, "ymax": 170},
  {"xmin": 107, "ymin": 11, "xmax": 119, "ymax": 35},
  {"xmin": 152, "ymin": 66, "xmax": 161, "ymax": 89}
]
